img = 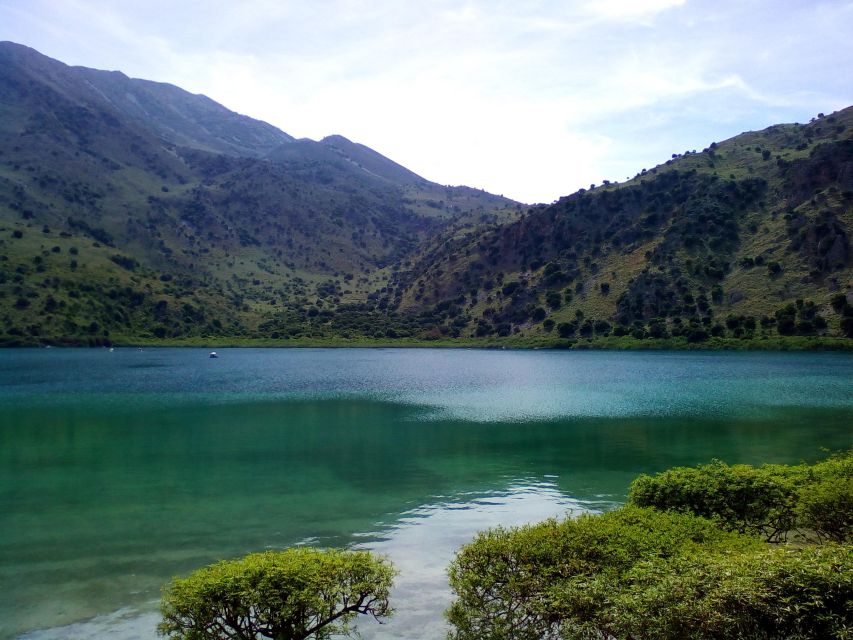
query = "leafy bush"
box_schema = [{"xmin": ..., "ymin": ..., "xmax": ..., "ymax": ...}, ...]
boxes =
[
  {"xmin": 447, "ymin": 503, "xmax": 853, "ymax": 640},
  {"xmin": 110, "ymin": 254, "xmax": 138, "ymax": 270},
  {"xmin": 545, "ymin": 291, "xmax": 562, "ymax": 309},
  {"xmin": 798, "ymin": 477, "xmax": 853, "ymax": 542},
  {"xmin": 446, "ymin": 506, "xmax": 755, "ymax": 640},
  {"xmin": 629, "ymin": 452, "xmax": 853, "ymax": 542},
  {"xmin": 556, "ymin": 321, "xmax": 577, "ymax": 338},
  {"xmin": 159, "ymin": 548, "xmax": 395, "ymax": 640},
  {"xmin": 607, "ymin": 543, "xmax": 853, "ymax": 640},
  {"xmin": 798, "ymin": 458, "xmax": 850, "ymax": 535},
  {"xmin": 628, "ymin": 460, "xmax": 801, "ymax": 541}
]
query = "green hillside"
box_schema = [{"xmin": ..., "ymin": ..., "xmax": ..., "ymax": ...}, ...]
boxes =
[
  {"xmin": 390, "ymin": 108, "xmax": 853, "ymax": 344},
  {"xmin": 0, "ymin": 42, "xmax": 517, "ymax": 345},
  {"xmin": 0, "ymin": 41, "xmax": 850, "ymax": 347}
]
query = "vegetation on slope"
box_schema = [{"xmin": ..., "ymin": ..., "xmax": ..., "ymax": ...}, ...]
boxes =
[
  {"xmin": 391, "ymin": 109, "xmax": 852, "ymax": 345},
  {"xmin": 0, "ymin": 42, "xmax": 517, "ymax": 345},
  {"xmin": 0, "ymin": 42, "xmax": 850, "ymax": 347}
]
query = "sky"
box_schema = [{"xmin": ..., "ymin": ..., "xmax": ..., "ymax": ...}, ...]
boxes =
[{"xmin": 1, "ymin": 1, "xmax": 852, "ymax": 204}]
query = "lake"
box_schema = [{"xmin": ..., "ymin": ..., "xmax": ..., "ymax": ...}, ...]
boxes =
[{"xmin": 1, "ymin": 348, "xmax": 851, "ymax": 639}]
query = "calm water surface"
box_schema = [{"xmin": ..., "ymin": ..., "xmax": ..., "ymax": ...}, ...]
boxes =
[{"xmin": 1, "ymin": 348, "xmax": 851, "ymax": 639}]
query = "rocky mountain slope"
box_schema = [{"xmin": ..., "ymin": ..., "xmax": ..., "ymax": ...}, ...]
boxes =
[
  {"xmin": 0, "ymin": 42, "xmax": 517, "ymax": 344},
  {"xmin": 389, "ymin": 108, "xmax": 853, "ymax": 342},
  {"xmin": 0, "ymin": 41, "xmax": 850, "ymax": 345}
]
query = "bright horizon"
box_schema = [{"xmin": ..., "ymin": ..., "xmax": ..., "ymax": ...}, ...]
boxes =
[{"xmin": 2, "ymin": 0, "xmax": 851, "ymax": 204}]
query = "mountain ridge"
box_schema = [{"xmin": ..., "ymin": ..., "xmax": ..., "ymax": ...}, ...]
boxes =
[
  {"xmin": 0, "ymin": 40, "xmax": 296, "ymax": 157},
  {"xmin": 0, "ymin": 41, "xmax": 850, "ymax": 346},
  {"xmin": 0, "ymin": 42, "xmax": 520, "ymax": 344}
]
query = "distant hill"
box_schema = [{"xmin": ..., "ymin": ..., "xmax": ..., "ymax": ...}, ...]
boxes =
[
  {"xmin": 0, "ymin": 42, "xmax": 518, "ymax": 344},
  {"xmin": 389, "ymin": 107, "xmax": 853, "ymax": 343},
  {"xmin": 318, "ymin": 135, "xmax": 428, "ymax": 186},
  {"xmin": 0, "ymin": 41, "xmax": 294, "ymax": 157},
  {"xmin": 0, "ymin": 41, "xmax": 850, "ymax": 346}
]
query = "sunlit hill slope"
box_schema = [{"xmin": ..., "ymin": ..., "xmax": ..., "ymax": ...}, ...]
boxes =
[{"xmin": 0, "ymin": 41, "xmax": 850, "ymax": 345}]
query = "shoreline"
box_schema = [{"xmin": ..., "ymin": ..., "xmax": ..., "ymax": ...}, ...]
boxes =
[{"xmin": 2, "ymin": 335, "xmax": 851, "ymax": 351}]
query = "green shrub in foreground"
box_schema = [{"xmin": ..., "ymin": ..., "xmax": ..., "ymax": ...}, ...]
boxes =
[
  {"xmin": 158, "ymin": 547, "xmax": 395, "ymax": 640},
  {"xmin": 608, "ymin": 543, "xmax": 853, "ymax": 640},
  {"xmin": 628, "ymin": 460, "xmax": 801, "ymax": 541},
  {"xmin": 446, "ymin": 506, "xmax": 757, "ymax": 640},
  {"xmin": 628, "ymin": 451, "xmax": 853, "ymax": 542},
  {"xmin": 447, "ymin": 506, "xmax": 853, "ymax": 640},
  {"xmin": 798, "ymin": 477, "xmax": 853, "ymax": 543}
]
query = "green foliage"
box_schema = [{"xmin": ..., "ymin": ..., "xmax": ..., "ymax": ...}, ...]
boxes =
[
  {"xmin": 629, "ymin": 460, "xmax": 800, "ymax": 541},
  {"xmin": 448, "ymin": 454, "xmax": 853, "ymax": 640},
  {"xmin": 545, "ymin": 290, "xmax": 562, "ymax": 309},
  {"xmin": 446, "ymin": 506, "xmax": 756, "ymax": 640},
  {"xmin": 556, "ymin": 321, "xmax": 577, "ymax": 338},
  {"xmin": 66, "ymin": 217, "xmax": 114, "ymax": 246},
  {"xmin": 159, "ymin": 548, "xmax": 395, "ymax": 640},
  {"xmin": 798, "ymin": 477, "xmax": 853, "ymax": 542},
  {"xmin": 772, "ymin": 300, "xmax": 830, "ymax": 338},
  {"xmin": 606, "ymin": 543, "xmax": 853, "ymax": 640},
  {"xmin": 110, "ymin": 254, "xmax": 138, "ymax": 270},
  {"xmin": 629, "ymin": 452, "xmax": 853, "ymax": 542}
]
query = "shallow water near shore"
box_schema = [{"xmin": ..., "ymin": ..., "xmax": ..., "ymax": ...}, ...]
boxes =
[{"xmin": 1, "ymin": 348, "xmax": 851, "ymax": 639}]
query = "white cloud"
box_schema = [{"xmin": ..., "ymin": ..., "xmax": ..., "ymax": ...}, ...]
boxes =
[{"xmin": 582, "ymin": 0, "xmax": 686, "ymax": 21}]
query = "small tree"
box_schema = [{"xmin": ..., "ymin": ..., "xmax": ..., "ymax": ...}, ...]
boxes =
[
  {"xmin": 545, "ymin": 291, "xmax": 562, "ymax": 310},
  {"xmin": 446, "ymin": 506, "xmax": 756, "ymax": 640},
  {"xmin": 159, "ymin": 548, "xmax": 395, "ymax": 640}
]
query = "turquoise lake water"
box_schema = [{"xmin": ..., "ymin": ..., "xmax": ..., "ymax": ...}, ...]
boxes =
[{"xmin": 1, "ymin": 348, "xmax": 851, "ymax": 639}]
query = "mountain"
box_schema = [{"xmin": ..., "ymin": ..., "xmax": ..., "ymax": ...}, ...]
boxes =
[
  {"xmin": 318, "ymin": 135, "xmax": 428, "ymax": 185},
  {"xmin": 389, "ymin": 108, "xmax": 853, "ymax": 342},
  {"xmin": 0, "ymin": 42, "xmax": 517, "ymax": 344},
  {"xmin": 0, "ymin": 41, "xmax": 294, "ymax": 157},
  {"xmin": 0, "ymin": 41, "xmax": 850, "ymax": 346}
]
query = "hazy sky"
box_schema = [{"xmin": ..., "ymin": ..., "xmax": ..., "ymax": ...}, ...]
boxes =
[{"xmin": 2, "ymin": 1, "xmax": 852, "ymax": 203}]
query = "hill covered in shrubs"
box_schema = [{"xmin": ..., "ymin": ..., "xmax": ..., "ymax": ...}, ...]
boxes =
[
  {"xmin": 391, "ymin": 109, "xmax": 853, "ymax": 345},
  {"xmin": 0, "ymin": 42, "xmax": 851, "ymax": 346}
]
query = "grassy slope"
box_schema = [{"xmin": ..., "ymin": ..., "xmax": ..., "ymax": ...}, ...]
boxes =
[
  {"xmin": 390, "ymin": 108, "xmax": 852, "ymax": 344},
  {"xmin": 0, "ymin": 42, "xmax": 850, "ymax": 348},
  {"xmin": 0, "ymin": 45, "xmax": 517, "ymax": 344},
  {"xmin": 74, "ymin": 334, "xmax": 853, "ymax": 351}
]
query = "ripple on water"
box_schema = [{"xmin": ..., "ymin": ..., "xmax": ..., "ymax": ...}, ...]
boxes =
[
  {"xmin": 2, "ymin": 349, "xmax": 851, "ymax": 639},
  {"xmin": 16, "ymin": 485, "xmax": 594, "ymax": 640}
]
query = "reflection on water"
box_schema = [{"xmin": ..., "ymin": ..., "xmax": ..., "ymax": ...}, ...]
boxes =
[
  {"xmin": 20, "ymin": 484, "xmax": 587, "ymax": 640},
  {"xmin": 1, "ymin": 348, "xmax": 852, "ymax": 639},
  {"xmin": 362, "ymin": 484, "xmax": 589, "ymax": 639}
]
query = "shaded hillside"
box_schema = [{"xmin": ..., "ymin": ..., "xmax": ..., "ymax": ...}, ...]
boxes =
[
  {"xmin": 0, "ymin": 41, "xmax": 293, "ymax": 157},
  {"xmin": 389, "ymin": 108, "xmax": 853, "ymax": 342},
  {"xmin": 0, "ymin": 41, "xmax": 850, "ymax": 346},
  {"xmin": 0, "ymin": 42, "xmax": 516, "ymax": 344},
  {"xmin": 318, "ymin": 135, "xmax": 427, "ymax": 186}
]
